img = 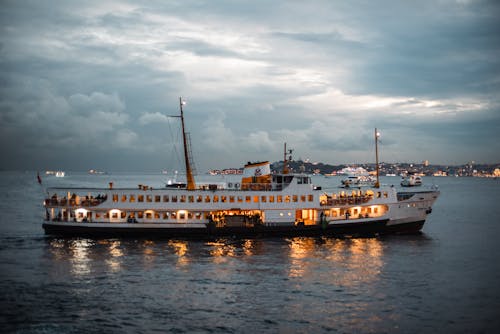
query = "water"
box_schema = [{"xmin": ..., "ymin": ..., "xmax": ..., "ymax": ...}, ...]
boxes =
[{"xmin": 1, "ymin": 172, "xmax": 499, "ymax": 333}]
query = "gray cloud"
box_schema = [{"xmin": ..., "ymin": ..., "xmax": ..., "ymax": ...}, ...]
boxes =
[{"xmin": 1, "ymin": 0, "xmax": 499, "ymax": 172}]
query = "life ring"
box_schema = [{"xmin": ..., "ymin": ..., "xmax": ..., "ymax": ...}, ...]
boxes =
[{"xmin": 228, "ymin": 182, "xmax": 233, "ymax": 188}]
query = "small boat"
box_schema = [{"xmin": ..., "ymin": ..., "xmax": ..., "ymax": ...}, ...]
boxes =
[
  {"xmin": 401, "ymin": 175, "xmax": 422, "ymax": 187},
  {"xmin": 341, "ymin": 174, "xmax": 377, "ymax": 188},
  {"xmin": 41, "ymin": 102, "xmax": 439, "ymax": 238}
]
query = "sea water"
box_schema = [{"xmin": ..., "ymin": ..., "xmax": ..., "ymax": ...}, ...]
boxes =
[{"xmin": 1, "ymin": 171, "xmax": 499, "ymax": 333}]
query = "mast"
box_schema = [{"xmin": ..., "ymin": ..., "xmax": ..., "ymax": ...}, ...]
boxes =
[
  {"xmin": 374, "ymin": 128, "xmax": 380, "ymax": 188},
  {"xmin": 179, "ymin": 97, "xmax": 196, "ymax": 190},
  {"xmin": 283, "ymin": 143, "xmax": 288, "ymax": 174},
  {"xmin": 282, "ymin": 143, "xmax": 293, "ymax": 174}
]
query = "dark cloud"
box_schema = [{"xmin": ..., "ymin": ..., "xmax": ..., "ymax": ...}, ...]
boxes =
[{"xmin": 1, "ymin": 0, "xmax": 499, "ymax": 172}]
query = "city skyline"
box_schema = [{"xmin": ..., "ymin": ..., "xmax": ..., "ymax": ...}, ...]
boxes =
[{"xmin": 1, "ymin": 1, "xmax": 499, "ymax": 172}]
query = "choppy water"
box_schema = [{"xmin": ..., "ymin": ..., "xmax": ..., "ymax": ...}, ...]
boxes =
[{"xmin": 1, "ymin": 172, "xmax": 499, "ymax": 333}]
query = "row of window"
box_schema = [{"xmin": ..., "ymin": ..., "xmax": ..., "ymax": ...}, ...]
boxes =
[
  {"xmin": 112, "ymin": 193, "xmax": 315, "ymax": 204},
  {"xmin": 78, "ymin": 211, "xmax": 207, "ymax": 220}
]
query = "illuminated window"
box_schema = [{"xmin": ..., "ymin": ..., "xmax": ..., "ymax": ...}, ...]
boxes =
[
  {"xmin": 171, "ymin": 196, "xmax": 177, "ymax": 203},
  {"xmin": 188, "ymin": 195, "xmax": 194, "ymax": 203},
  {"xmin": 129, "ymin": 195, "xmax": 135, "ymax": 203},
  {"xmin": 155, "ymin": 195, "xmax": 161, "ymax": 202},
  {"xmin": 237, "ymin": 196, "xmax": 243, "ymax": 203},
  {"xmin": 205, "ymin": 196, "xmax": 211, "ymax": 203},
  {"xmin": 171, "ymin": 212, "xmax": 177, "ymax": 219},
  {"xmin": 179, "ymin": 212, "xmax": 185, "ymax": 219},
  {"xmin": 163, "ymin": 195, "xmax": 169, "ymax": 202},
  {"xmin": 277, "ymin": 196, "xmax": 282, "ymax": 203},
  {"xmin": 138, "ymin": 195, "xmax": 144, "ymax": 202},
  {"xmin": 292, "ymin": 195, "xmax": 298, "ymax": 202},
  {"xmin": 163, "ymin": 212, "xmax": 169, "ymax": 219},
  {"xmin": 180, "ymin": 195, "xmax": 186, "ymax": 203},
  {"xmin": 146, "ymin": 195, "xmax": 152, "ymax": 202},
  {"xmin": 285, "ymin": 195, "xmax": 290, "ymax": 203},
  {"xmin": 121, "ymin": 194, "xmax": 127, "ymax": 202},
  {"xmin": 261, "ymin": 196, "xmax": 267, "ymax": 202},
  {"xmin": 308, "ymin": 195, "xmax": 314, "ymax": 202},
  {"xmin": 112, "ymin": 194, "xmax": 118, "ymax": 202},
  {"xmin": 269, "ymin": 196, "xmax": 275, "ymax": 203},
  {"xmin": 253, "ymin": 196, "xmax": 259, "ymax": 203},
  {"xmin": 213, "ymin": 195, "xmax": 219, "ymax": 203},
  {"xmin": 137, "ymin": 212, "xmax": 144, "ymax": 219},
  {"xmin": 229, "ymin": 196, "xmax": 235, "ymax": 203},
  {"xmin": 301, "ymin": 195, "xmax": 306, "ymax": 202},
  {"xmin": 145, "ymin": 212, "xmax": 152, "ymax": 219},
  {"xmin": 121, "ymin": 212, "xmax": 126, "ymax": 218},
  {"xmin": 246, "ymin": 196, "xmax": 251, "ymax": 203},
  {"xmin": 197, "ymin": 195, "xmax": 203, "ymax": 203},
  {"xmin": 221, "ymin": 196, "xmax": 227, "ymax": 203}
]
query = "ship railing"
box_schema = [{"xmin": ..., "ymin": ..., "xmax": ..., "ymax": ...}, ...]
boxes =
[
  {"xmin": 44, "ymin": 196, "xmax": 107, "ymax": 207},
  {"xmin": 321, "ymin": 194, "xmax": 373, "ymax": 206}
]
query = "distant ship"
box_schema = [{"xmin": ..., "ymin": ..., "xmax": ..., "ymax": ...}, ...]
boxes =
[
  {"xmin": 41, "ymin": 100, "xmax": 439, "ymax": 237},
  {"xmin": 401, "ymin": 175, "xmax": 423, "ymax": 187}
]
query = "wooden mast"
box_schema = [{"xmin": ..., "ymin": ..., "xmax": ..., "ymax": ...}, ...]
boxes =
[
  {"xmin": 179, "ymin": 97, "xmax": 196, "ymax": 190},
  {"xmin": 374, "ymin": 128, "xmax": 380, "ymax": 188}
]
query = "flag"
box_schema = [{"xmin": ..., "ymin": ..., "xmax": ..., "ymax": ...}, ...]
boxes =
[{"xmin": 37, "ymin": 172, "xmax": 42, "ymax": 184}]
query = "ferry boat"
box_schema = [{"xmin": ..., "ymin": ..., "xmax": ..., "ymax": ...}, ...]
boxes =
[
  {"xmin": 41, "ymin": 101, "xmax": 440, "ymax": 238},
  {"xmin": 401, "ymin": 174, "xmax": 423, "ymax": 187}
]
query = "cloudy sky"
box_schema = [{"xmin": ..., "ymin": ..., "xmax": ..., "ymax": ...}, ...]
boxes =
[{"xmin": 1, "ymin": 0, "xmax": 499, "ymax": 172}]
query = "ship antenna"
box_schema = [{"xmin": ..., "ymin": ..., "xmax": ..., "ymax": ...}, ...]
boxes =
[
  {"xmin": 282, "ymin": 143, "xmax": 293, "ymax": 174},
  {"xmin": 374, "ymin": 128, "xmax": 380, "ymax": 188},
  {"xmin": 179, "ymin": 97, "xmax": 196, "ymax": 190}
]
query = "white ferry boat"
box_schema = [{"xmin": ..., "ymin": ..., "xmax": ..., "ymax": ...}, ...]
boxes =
[
  {"xmin": 401, "ymin": 174, "xmax": 423, "ymax": 187},
  {"xmin": 41, "ymin": 100, "xmax": 439, "ymax": 238}
]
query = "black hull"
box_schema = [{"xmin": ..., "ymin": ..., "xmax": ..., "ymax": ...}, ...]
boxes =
[{"xmin": 42, "ymin": 219, "xmax": 426, "ymax": 239}]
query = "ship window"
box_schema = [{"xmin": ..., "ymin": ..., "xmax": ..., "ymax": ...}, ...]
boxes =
[
  {"xmin": 261, "ymin": 196, "xmax": 267, "ymax": 203},
  {"xmin": 121, "ymin": 212, "xmax": 126, "ymax": 218},
  {"xmin": 163, "ymin": 195, "xmax": 169, "ymax": 202},
  {"xmin": 269, "ymin": 196, "xmax": 275, "ymax": 203},
  {"xmin": 155, "ymin": 195, "xmax": 161, "ymax": 202},
  {"xmin": 137, "ymin": 212, "xmax": 144, "ymax": 219},
  {"xmin": 121, "ymin": 194, "xmax": 127, "ymax": 202},
  {"xmin": 138, "ymin": 195, "xmax": 144, "ymax": 202},
  {"xmin": 196, "ymin": 212, "xmax": 202, "ymax": 219},
  {"xmin": 384, "ymin": 192, "xmax": 388, "ymax": 198},
  {"xmin": 129, "ymin": 195, "xmax": 135, "ymax": 203},
  {"xmin": 253, "ymin": 196, "xmax": 259, "ymax": 203},
  {"xmin": 237, "ymin": 196, "xmax": 243, "ymax": 203},
  {"xmin": 163, "ymin": 212, "xmax": 169, "ymax": 219},
  {"xmin": 246, "ymin": 196, "xmax": 251, "ymax": 203},
  {"xmin": 298, "ymin": 178, "xmax": 302, "ymax": 184},
  {"xmin": 188, "ymin": 195, "xmax": 194, "ymax": 203},
  {"xmin": 229, "ymin": 196, "xmax": 235, "ymax": 203},
  {"xmin": 221, "ymin": 196, "xmax": 227, "ymax": 203},
  {"xmin": 205, "ymin": 195, "xmax": 211, "ymax": 203},
  {"xmin": 277, "ymin": 196, "xmax": 282, "ymax": 203},
  {"xmin": 308, "ymin": 195, "xmax": 314, "ymax": 202},
  {"xmin": 145, "ymin": 212, "xmax": 152, "ymax": 219},
  {"xmin": 179, "ymin": 212, "xmax": 185, "ymax": 219},
  {"xmin": 377, "ymin": 192, "xmax": 381, "ymax": 198},
  {"xmin": 301, "ymin": 195, "xmax": 306, "ymax": 202},
  {"xmin": 292, "ymin": 195, "xmax": 298, "ymax": 202},
  {"xmin": 213, "ymin": 195, "xmax": 219, "ymax": 203},
  {"xmin": 95, "ymin": 213, "xmax": 101, "ymax": 219},
  {"xmin": 285, "ymin": 195, "xmax": 290, "ymax": 203},
  {"xmin": 171, "ymin": 196, "xmax": 177, "ymax": 203},
  {"xmin": 171, "ymin": 212, "xmax": 177, "ymax": 219},
  {"xmin": 197, "ymin": 195, "xmax": 203, "ymax": 203},
  {"xmin": 188, "ymin": 212, "xmax": 193, "ymax": 219},
  {"xmin": 146, "ymin": 195, "xmax": 152, "ymax": 202},
  {"xmin": 180, "ymin": 195, "xmax": 186, "ymax": 203},
  {"xmin": 112, "ymin": 194, "xmax": 118, "ymax": 202}
]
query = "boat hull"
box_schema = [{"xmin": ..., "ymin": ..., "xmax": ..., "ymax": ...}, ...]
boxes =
[{"xmin": 42, "ymin": 218, "xmax": 425, "ymax": 238}]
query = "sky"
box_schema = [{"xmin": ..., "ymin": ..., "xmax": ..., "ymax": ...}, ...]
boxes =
[{"xmin": 1, "ymin": 0, "xmax": 499, "ymax": 172}]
